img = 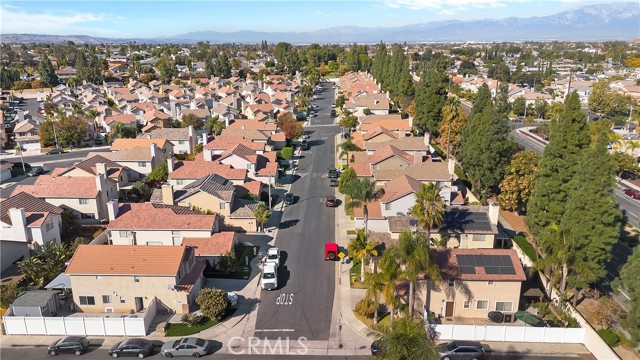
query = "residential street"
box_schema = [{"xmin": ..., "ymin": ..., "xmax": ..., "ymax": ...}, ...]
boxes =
[{"xmin": 253, "ymin": 83, "xmax": 340, "ymax": 340}]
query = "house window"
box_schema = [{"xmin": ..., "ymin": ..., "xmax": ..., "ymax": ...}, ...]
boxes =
[
  {"xmin": 488, "ymin": 281, "xmax": 495, "ymax": 286},
  {"xmin": 95, "ymin": 275, "xmax": 102, "ymax": 280},
  {"xmin": 172, "ymin": 231, "xmax": 181, "ymax": 246},
  {"xmin": 472, "ymin": 234, "xmax": 484, "ymax": 242},
  {"xmin": 384, "ymin": 203, "xmax": 391, "ymax": 211},
  {"xmin": 79, "ymin": 296, "xmax": 95, "ymax": 305},
  {"xmin": 134, "ymin": 276, "xmax": 140, "ymax": 283},
  {"xmin": 79, "ymin": 198, "xmax": 89, "ymax": 205},
  {"xmin": 146, "ymin": 241, "xmax": 162, "ymax": 246},
  {"xmin": 476, "ymin": 300, "xmax": 489, "ymax": 310},
  {"xmin": 495, "ymin": 301, "xmax": 513, "ymax": 312},
  {"xmin": 247, "ymin": 164, "xmax": 252, "ymax": 170},
  {"xmin": 45, "ymin": 222, "xmax": 54, "ymax": 232},
  {"xmin": 178, "ymin": 140, "xmax": 185, "ymax": 145},
  {"xmin": 119, "ymin": 230, "xmax": 130, "ymax": 238},
  {"xmin": 176, "ymin": 179, "xmax": 184, "ymax": 185},
  {"xmin": 102, "ymin": 295, "xmax": 112, "ymax": 304},
  {"xmin": 220, "ymin": 202, "xmax": 226, "ymax": 210},
  {"xmin": 81, "ymin": 213, "xmax": 95, "ymax": 220},
  {"xmin": 120, "ymin": 297, "xmax": 126, "ymax": 304},
  {"xmin": 463, "ymin": 300, "xmax": 470, "ymax": 309},
  {"xmin": 448, "ymin": 279, "xmax": 455, "ymax": 287},
  {"xmin": 138, "ymin": 162, "xmax": 147, "ymax": 167}
]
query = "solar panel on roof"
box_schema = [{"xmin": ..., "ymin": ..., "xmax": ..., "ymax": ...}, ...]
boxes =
[
  {"xmin": 457, "ymin": 255, "xmax": 470, "ymax": 266},
  {"xmin": 474, "ymin": 255, "xmax": 485, "ymax": 266},
  {"xmin": 499, "ymin": 266, "xmax": 516, "ymax": 275},
  {"xmin": 484, "ymin": 266, "xmax": 501, "ymax": 274},
  {"xmin": 498, "ymin": 255, "xmax": 512, "ymax": 266},
  {"xmin": 460, "ymin": 266, "xmax": 476, "ymax": 274},
  {"xmin": 484, "ymin": 255, "xmax": 496, "ymax": 266}
]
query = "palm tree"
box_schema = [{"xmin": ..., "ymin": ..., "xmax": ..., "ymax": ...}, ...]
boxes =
[
  {"xmin": 18, "ymin": 257, "xmax": 46, "ymax": 287},
  {"xmin": 370, "ymin": 316, "xmax": 438, "ymax": 360},
  {"xmin": 411, "ymin": 182, "xmax": 446, "ymax": 245},
  {"xmin": 439, "ymin": 97, "xmax": 466, "ymax": 157},
  {"xmin": 364, "ymin": 271, "xmax": 385, "ymax": 324},
  {"xmin": 390, "ymin": 232, "xmax": 442, "ymax": 318},
  {"xmin": 379, "ymin": 252, "xmax": 401, "ymax": 330},
  {"xmin": 536, "ymin": 223, "xmax": 574, "ymax": 296},
  {"xmin": 254, "ymin": 202, "xmax": 271, "ymax": 232},
  {"xmin": 345, "ymin": 179, "xmax": 385, "ymax": 235},
  {"xmin": 348, "ymin": 229, "xmax": 379, "ymax": 283},
  {"xmin": 336, "ymin": 137, "xmax": 363, "ymax": 164}
]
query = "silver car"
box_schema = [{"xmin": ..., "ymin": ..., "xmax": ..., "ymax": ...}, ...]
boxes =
[{"xmin": 160, "ymin": 337, "xmax": 209, "ymax": 358}]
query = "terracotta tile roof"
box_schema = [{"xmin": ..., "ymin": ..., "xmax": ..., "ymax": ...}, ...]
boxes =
[
  {"xmin": 129, "ymin": 102, "xmax": 156, "ymax": 113},
  {"xmin": 361, "ymin": 120, "xmax": 411, "ymax": 132},
  {"xmin": 204, "ymin": 136, "xmax": 265, "ymax": 151},
  {"xmin": 381, "ymin": 175, "xmax": 421, "ymax": 203},
  {"xmin": 25, "ymin": 212, "xmax": 51, "ymax": 227},
  {"xmin": 181, "ymin": 108, "xmax": 210, "ymax": 119},
  {"xmin": 73, "ymin": 155, "xmax": 124, "ymax": 178},
  {"xmin": 230, "ymin": 198, "xmax": 260, "ymax": 219},
  {"xmin": 108, "ymin": 203, "xmax": 217, "ymax": 230},
  {"xmin": 350, "ymin": 132, "xmax": 366, "ymax": 149},
  {"xmin": 227, "ymin": 119, "xmax": 277, "ymax": 131},
  {"xmin": 220, "ymin": 143, "xmax": 259, "ymax": 162},
  {"xmin": 248, "ymin": 103, "xmax": 274, "ymax": 114},
  {"xmin": 111, "ymin": 138, "xmax": 168, "ymax": 151},
  {"xmin": 373, "ymin": 160, "xmax": 451, "ymax": 182},
  {"xmin": 92, "ymin": 147, "xmax": 153, "ymax": 162},
  {"xmin": 270, "ymin": 132, "xmax": 286, "ymax": 142},
  {"xmin": 143, "ymin": 127, "xmax": 190, "ymax": 141},
  {"xmin": 360, "ymin": 114, "xmax": 403, "ymax": 124},
  {"xmin": 451, "ymin": 191, "xmax": 465, "ymax": 205},
  {"xmin": 253, "ymin": 93, "xmax": 272, "ymax": 104},
  {"xmin": 433, "ymin": 248, "xmax": 526, "ymax": 282},
  {"xmin": 12, "ymin": 176, "xmax": 100, "ymax": 198},
  {"xmin": 181, "ymin": 232, "xmax": 236, "ymax": 256},
  {"xmin": 369, "ymin": 145, "xmax": 413, "ymax": 165},
  {"xmin": 235, "ymin": 180, "xmax": 263, "ymax": 196},
  {"xmin": 353, "ymin": 199, "xmax": 384, "ymax": 219},
  {"xmin": 66, "ymin": 245, "xmax": 187, "ymax": 276},
  {"xmin": 221, "ymin": 128, "xmax": 271, "ymax": 141},
  {"xmin": 49, "ymin": 168, "xmax": 71, "ymax": 177},
  {"xmin": 349, "ymin": 162, "xmax": 372, "ymax": 177},
  {"xmin": 142, "ymin": 110, "xmax": 171, "ymax": 122},
  {"xmin": 254, "ymin": 153, "xmax": 278, "ymax": 176},
  {"xmin": 0, "ymin": 192, "xmax": 63, "ymax": 225},
  {"xmin": 176, "ymin": 174, "xmax": 236, "ymax": 202},
  {"xmin": 105, "ymin": 114, "xmax": 137, "ymax": 125},
  {"xmin": 169, "ymin": 160, "xmax": 247, "ymax": 180},
  {"xmin": 365, "ymin": 137, "xmax": 430, "ymax": 152},
  {"xmin": 362, "ymin": 126, "xmax": 398, "ymax": 141}
]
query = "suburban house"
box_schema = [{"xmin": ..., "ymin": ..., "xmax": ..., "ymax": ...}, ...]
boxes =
[
  {"xmin": 0, "ymin": 192, "xmax": 63, "ymax": 272},
  {"xmin": 157, "ymin": 176, "xmax": 262, "ymax": 232},
  {"xmin": 13, "ymin": 119, "xmax": 41, "ymax": 151},
  {"xmin": 435, "ymin": 204, "xmax": 502, "ymax": 249},
  {"xmin": 66, "ymin": 245, "xmax": 205, "ymax": 314},
  {"xmin": 360, "ymin": 114, "xmax": 412, "ymax": 137},
  {"xmin": 167, "ymin": 156, "xmax": 248, "ymax": 189},
  {"xmin": 96, "ymin": 142, "xmax": 169, "ymax": 180},
  {"xmin": 54, "ymin": 155, "xmax": 132, "ymax": 193},
  {"xmin": 106, "ymin": 200, "xmax": 219, "ymax": 246},
  {"xmin": 111, "ymin": 138, "xmax": 174, "ymax": 155},
  {"xmin": 424, "ymin": 248, "xmax": 526, "ymax": 319},
  {"xmin": 345, "ymin": 93, "xmax": 390, "ymax": 117},
  {"xmin": 217, "ymin": 143, "xmax": 279, "ymax": 185},
  {"xmin": 1, "ymin": 160, "xmax": 13, "ymax": 182},
  {"xmin": 102, "ymin": 114, "xmax": 138, "ymax": 133},
  {"xmin": 12, "ymin": 174, "xmax": 118, "ymax": 223},
  {"xmin": 181, "ymin": 231, "xmax": 238, "ymax": 270},
  {"xmin": 139, "ymin": 126, "xmax": 196, "ymax": 154}
]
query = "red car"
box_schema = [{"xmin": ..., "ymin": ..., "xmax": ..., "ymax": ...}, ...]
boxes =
[
  {"xmin": 325, "ymin": 243, "xmax": 339, "ymax": 261},
  {"xmin": 325, "ymin": 196, "xmax": 337, "ymax": 207},
  {"xmin": 624, "ymin": 189, "xmax": 640, "ymax": 199}
]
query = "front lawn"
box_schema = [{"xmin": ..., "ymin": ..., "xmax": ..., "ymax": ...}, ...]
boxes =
[
  {"xmin": 165, "ymin": 317, "xmax": 219, "ymax": 337},
  {"xmin": 513, "ymin": 235, "xmax": 538, "ymax": 261}
]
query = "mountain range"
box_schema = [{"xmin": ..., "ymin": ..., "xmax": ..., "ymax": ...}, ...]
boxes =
[{"xmin": 2, "ymin": 2, "xmax": 639, "ymax": 44}]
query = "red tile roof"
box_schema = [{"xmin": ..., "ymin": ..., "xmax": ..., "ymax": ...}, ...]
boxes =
[
  {"xmin": 108, "ymin": 203, "xmax": 217, "ymax": 230},
  {"xmin": 362, "ymin": 126, "xmax": 398, "ymax": 141},
  {"xmin": 0, "ymin": 192, "xmax": 63, "ymax": 226},
  {"xmin": 369, "ymin": 145, "xmax": 413, "ymax": 165},
  {"xmin": 227, "ymin": 119, "xmax": 277, "ymax": 131},
  {"xmin": 169, "ymin": 160, "xmax": 247, "ymax": 180},
  {"xmin": 181, "ymin": 232, "xmax": 236, "ymax": 256},
  {"xmin": 111, "ymin": 138, "xmax": 168, "ymax": 151},
  {"xmin": 204, "ymin": 136, "xmax": 265, "ymax": 151},
  {"xmin": 353, "ymin": 200, "xmax": 384, "ymax": 219},
  {"xmin": 66, "ymin": 245, "xmax": 187, "ymax": 276},
  {"xmin": 12, "ymin": 176, "xmax": 100, "ymax": 198},
  {"xmin": 105, "ymin": 114, "xmax": 137, "ymax": 125},
  {"xmin": 381, "ymin": 175, "xmax": 421, "ymax": 203}
]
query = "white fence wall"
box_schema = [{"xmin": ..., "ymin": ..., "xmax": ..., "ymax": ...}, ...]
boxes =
[
  {"xmin": 435, "ymin": 324, "xmax": 585, "ymax": 344},
  {"xmin": 3, "ymin": 315, "xmax": 147, "ymax": 337}
]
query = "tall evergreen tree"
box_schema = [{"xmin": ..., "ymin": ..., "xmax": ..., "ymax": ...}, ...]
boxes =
[
  {"xmin": 38, "ymin": 53, "xmax": 59, "ymax": 88},
  {"xmin": 458, "ymin": 103, "xmax": 516, "ymax": 200},
  {"xmin": 526, "ymin": 92, "xmax": 590, "ymax": 236},
  {"xmin": 372, "ymin": 42, "xmax": 387, "ymax": 82},
  {"xmin": 562, "ymin": 131, "xmax": 621, "ymax": 305},
  {"xmin": 413, "ymin": 64, "xmax": 448, "ymax": 134},
  {"xmin": 470, "ymin": 83, "xmax": 492, "ymax": 117}
]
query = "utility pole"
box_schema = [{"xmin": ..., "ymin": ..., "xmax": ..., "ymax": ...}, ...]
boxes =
[
  {"xmin": 17, "ymin": 141, "xmax": 26, "ymax": 173},
  {"xmin": 268, "ymin": 172, "xmax": 272, "ymax": 209},
  {"xmin": 566, "ymin": 68, "xmax": 573, "ymax": 100},
  {"xmin": 52, "ymin": 121, "xmax": 59, "ymax": 149}
]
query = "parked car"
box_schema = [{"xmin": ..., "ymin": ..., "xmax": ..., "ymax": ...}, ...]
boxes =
[
  {"xmin": 47, "ymin": 336, "xmax": 90, "ymax": 356},
  {"xmin": 266, "ymin": 247, "xmax": 280, "ymax": 267},
  {"xmin": 329, "ymin": 178, "xmax": 338, "ymax": 187},
  {"xmin": 624, "ymin": 188, "xmax": 640, "ymax": 199},
  {"xmin": 301, "ymin": 134, "xmax": 310, "ymax": 140},
  {"xmin": 325, "ymin": 242, "xmax": 339, "ymax": 261},
  {"xmin": 261, "ymin": 263, "xmax": 278, "ymax": 290},
  {"xmin": 325, "ymin": 196, "xmax": 337, "ymax": 207},
  {"xmin": 94, "ymin": 139, "xmax": 103, "ymax": 145},
  {"xmin": 328, "ymin": 168, "xmax": 339, "ymax": 178},
  {"xmin": 437, "ymin": 340, "xmax": 485, "ymax": 360},
  {"xmin": 370, "ymin": 341, "xmax": 381, "ymax": 355},
  {"xmin": 160, "ymin": 337, "xmax": 210, "ymax": 358},
  {"xmin": 109, "ymin": 338, "xmax": 154, "ymax": 358},
  {"xmin": 284, "ymin": 192, "xmax": 295, "ymax": 205},
  {"xmin": 46, "ymin": 148, "xmax": 63, "ymax": 155},
  {"xmin": 27, "ymin": 166, "xmax": 44, "ymax": 177},
  {"xmin": 300, "ymin": 139, "xmax": 309, "ymax": 150},
  {"xmin": 225, "ymin": 291, "xmax": 239, "ymax": 308}
]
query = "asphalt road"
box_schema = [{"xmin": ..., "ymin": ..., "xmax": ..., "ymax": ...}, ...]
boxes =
[
  {"xmin": 0, "ymin": 146, "xmax": 110, "ymax": 165},
  {"xmin": 0, "ymin": 347, "xmax": 594, "ymax": 360},
  {"xmin": 253, "ymin": 82, "xmax": 339, "ymax": 340}
]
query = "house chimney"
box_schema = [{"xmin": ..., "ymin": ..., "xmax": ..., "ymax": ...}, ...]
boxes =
[
  {"xmin": 413, "ymin": 153, "xmax": 423, "ymax": 164},
  {"xmin": 17, "ymin": 110, "xmax": 25, "ymax": 123},
  {"xmin": 106, "ymin": 199, "xmax": 119, "ymax": 221},
  {"xmin": 150, "ymin": 144, "xmax": 159, "ymax": 167},
  {"xmin": 242, "ymin": 125, "xmax": 245, "ymax": 130},
  {"xmin": 95, "ymin": 173, "xmax": 106, "ymax": 194},
  {"xmin": 204, "ymin": 149, "xmax": 213, "ymax": 161},
  {"xmin": 202, "ymin": 133, "xmax": 208, "ymax": 146},
  {"xmin": 167, "ymin": 156, "xmax": 175, "ymax": 173},
  {"xmin": 170, "ymin": 100, "xmax": 177, "ymax": 119},
  {"xmin": 188, "ymin": 125, "xmax": 194, "ymax": 139},
  {"xmin": 488, "ymin": 202, "xmax": 500, "ymax": 226},
  {"xmin": 224, "ymin": 117, "xmax": 230, "ymax": 127},
  {"xmin": 9, "ymin": 208, "xmax": 28, "ymax": 241},
  {"xmin": 162, "ymin": 184, "xmax": 175, "ymax": 206},
  {"xmin": 95, "ymin": 162, "xmax": 107, "ymax": 176},
  {"xmin": 448, "ymin": 159, "xmax": 456, "ymax": 178},
  {"xmin": 424, "ymin": 132, "xmax": 431, "ymax": 146}
]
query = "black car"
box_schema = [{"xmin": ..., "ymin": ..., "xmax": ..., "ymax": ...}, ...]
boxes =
[
  {"xmin": 46, "ymin": 148, "xmax": 63, "ymax": 155},
  {"xmin": 328, "ymin": 168, "xmax": 339, "ymax": 178},
  {"xmin": 109, "ymin": 338, "xmax": 154, "ymax": 358},
  {"xmin": 437, "ymin": 340, "xmax": 485, "ymax": 360},
  {"xmin": 370, "ymin": 341, "xmax": 381, "ymax": 355},
  {"xmin": 27, "ymin": 166, "xmax": 44, "ymax": 177},
  {"xmin": 47, "ymin": 336, "xmax": 90, "ymax": 356},
  {"xmin": 284, "ymin": 192, "xmax": 295, "ymax": 205}
]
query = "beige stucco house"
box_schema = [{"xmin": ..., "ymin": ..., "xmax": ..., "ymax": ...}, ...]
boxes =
[{"xmin": 66, "ymin": 245, "xmax": 205, "ymax": 315}]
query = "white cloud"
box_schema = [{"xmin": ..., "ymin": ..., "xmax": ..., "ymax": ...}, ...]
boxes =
[
  {"xmin": 438, "ymin": 9, "xmax": 455, "ymax": 15},
  {"xmin": 385, "ymin": 0, "xmax": 519, "ymax": 10},
  {"xmin": 0, "ymin": 5, "xmax": 125, "ymax": 36}
]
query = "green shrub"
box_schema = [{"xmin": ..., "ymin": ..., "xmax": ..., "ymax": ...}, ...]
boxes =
[
  {"xmin": 180, "ymin": 313, "xmax": 201, "ymax": 327},
  {"xmin": 195, "ymin": 288, "xmax": 228, "ymax": 321},
  {"xmin": 354, "ymin": 298, "xmax": 376, "ymax": 318},
  {"xmin": 598, "ymin": 329, "xmax": 620, "ymax": 346}
]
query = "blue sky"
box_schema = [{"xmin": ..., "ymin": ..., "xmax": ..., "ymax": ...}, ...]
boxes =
[{"xmin": 0, "ymin": 1, "xmax": 634, "ymax": 38}]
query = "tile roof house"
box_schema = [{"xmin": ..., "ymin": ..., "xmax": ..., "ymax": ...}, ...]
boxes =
[
  {"xmin": 167, "ymin": 157, "xmax": 247, "ymax": 189},
  {"xmin": 12, "ymin": 174, "xmax": 118, "ymax": 223},
  {"xmin": 13, "ymin": 119, "xmax": 41, "ymax": 151},
  {"xmin": 66, "ymin": 245, "xmax": 205, "ymax": 314},
  {"xmin": 181, "ymin": 232, "xmax": 238, "ymax": 270},
  {"xmin": 218, "ymin": 144, "xmax": 279, "ymax": 184},
  {"xmin": 100, "ymin": 141, "xmax": 170, "ymax": 180},
  {"xmin": 56, "ymin": 155, "xmax": 131, "ymax": 192},
  {"xmin": 0, "ymin": 192, "xmax": 63, "ymax": 272},
  {"xmin": 345, "ymin": 93, "xmax": 390, "ymax": 117},
  {"xmin": 160, "ymin": 175, "xmax": 262, "ymax": 233},
  {"xmin": 424, "ymin": 248, "xmax": 526, "ymax": 319},
  {"xmin": 139, "ymin": 125, "xmax": 196, "ymax": 154},
  {"xmin": 106, "ymin": 201, "xmax": 220, "ymax": 246}
]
